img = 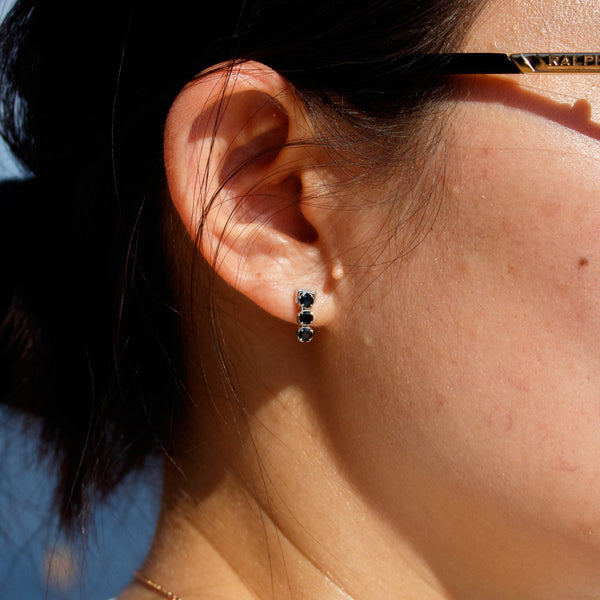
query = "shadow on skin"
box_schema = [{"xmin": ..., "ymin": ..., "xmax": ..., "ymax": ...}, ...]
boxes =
[{"xmin": 453, "ymin": 74, "xmax": 600, "ymax": 141}]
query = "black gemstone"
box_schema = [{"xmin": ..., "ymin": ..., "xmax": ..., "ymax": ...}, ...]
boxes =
[
  {"xmin": 298, "ymin": 311, "xmax": 314, "ymax": 325},
  {"xmin": 297, "ymin": 327, "xmax": 314, "ymax": 342},
  {"xmin": 298, "ymin": 292, "xmax": 314, "ymax": 308}
]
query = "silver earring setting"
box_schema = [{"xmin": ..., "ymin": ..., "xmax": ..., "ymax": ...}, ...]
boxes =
[{"xmin": 296, "ymin": 290, "xmax": 315, "ymax": 343}]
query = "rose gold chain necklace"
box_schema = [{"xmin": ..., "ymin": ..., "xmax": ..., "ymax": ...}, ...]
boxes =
[{"xmin": 134, "ymin": 571, "xmax": 184, "ymax": 600}]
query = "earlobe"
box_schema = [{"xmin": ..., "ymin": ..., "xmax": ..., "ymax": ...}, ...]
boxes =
[{"xmin": 163, "ymin": 61, "xmax": 335, "ymax": 326}]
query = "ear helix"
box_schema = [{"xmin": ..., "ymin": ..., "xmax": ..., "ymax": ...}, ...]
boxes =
[{"xmin": 296, "ymin": 289, "xmax": 316, "ymax": 343}]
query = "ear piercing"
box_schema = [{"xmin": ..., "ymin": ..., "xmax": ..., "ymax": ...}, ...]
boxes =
[{"xmin": 296, "ymin": 290, "xmax": 315, "ymax": 343}]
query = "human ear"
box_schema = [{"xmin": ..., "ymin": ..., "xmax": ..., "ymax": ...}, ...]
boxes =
[{"xmin": 164, "ymin": 61, "xmax": 335, "ymax": 326}]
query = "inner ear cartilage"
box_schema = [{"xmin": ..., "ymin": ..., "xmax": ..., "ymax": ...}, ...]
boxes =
[{"xmin": 296, "ymin": 289, "xmax": 316, "ymax": 343}]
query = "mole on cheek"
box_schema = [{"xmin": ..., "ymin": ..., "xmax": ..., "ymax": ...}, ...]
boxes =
[{"xmin": 579, "ymin": 257, "xmax": 589, "ymax": 268}]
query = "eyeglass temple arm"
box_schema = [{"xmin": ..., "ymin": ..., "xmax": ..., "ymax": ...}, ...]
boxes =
[{"xmin": 429, "ymin": 53, "xmax": 600, "ymax": 74}]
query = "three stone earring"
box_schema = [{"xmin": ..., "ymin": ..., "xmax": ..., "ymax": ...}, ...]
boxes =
[{"xmin": 296, "ymin": 289, "xmax": 315, "ymax": 343}]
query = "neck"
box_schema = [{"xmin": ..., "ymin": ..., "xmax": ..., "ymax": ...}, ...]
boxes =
[
  {"xmin": 121, "ymin": 380, "xmax": 446, "ymax": 600},
  {"xmin": 135, "ymin": 459, "xmax": 443, "ymax": 600}
]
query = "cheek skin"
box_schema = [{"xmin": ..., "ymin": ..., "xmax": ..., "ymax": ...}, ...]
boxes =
[
  {"xmin": 446, "ymin": 107, "xmax": 600, "ymax": 354},
  {"xmin": 318, "ymin": 0, "xmax": 600, "ymax": 592},
  {"xmin": 331, "ymin": 100, "xmax": 600, "ymax": 566},
  {"xmin": 316, "ymin": 82, "xmax": 600, "ymax": 592},
  {"xmin": 391, "ymin": 105, "xmax": 600, "ymax": 524}
]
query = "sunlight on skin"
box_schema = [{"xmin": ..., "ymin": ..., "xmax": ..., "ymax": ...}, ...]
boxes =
[{"xmin": 121, "ymin": 1, "xmax": 600, "ymax": 600}]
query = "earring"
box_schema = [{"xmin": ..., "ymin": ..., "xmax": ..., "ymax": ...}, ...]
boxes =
[{"xmin": 296, "ymin": 289, "xmax": 315, "ymax": 343}]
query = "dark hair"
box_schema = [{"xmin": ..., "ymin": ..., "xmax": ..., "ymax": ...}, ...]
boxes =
[{"xmin": 0, "ymin": 0, "xmax": 482, "ymax": 529}]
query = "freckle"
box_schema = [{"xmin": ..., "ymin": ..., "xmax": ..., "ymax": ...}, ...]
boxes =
[
  {"xmin": 256, "ymin": 272, "xmax": 262, "ymax": 278},
  {"xmin": 579, "ymin": 257, "xmax": 589, "ymax": 267},
  {"xmin": 506, "ymin": 265, "xmax": 514, "ymax": 274}
]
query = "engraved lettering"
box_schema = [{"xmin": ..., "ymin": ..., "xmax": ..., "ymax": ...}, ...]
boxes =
[
  {"xmin": 537, "ymin": 55, "xmax": 550, "ymax": 67},
  {"xmin": 560, "ymin": 56, "xmax": 572, "ymax": 66},
  {"xmin": 549, "ymin": 55, "xmax": 561, "ymax": 66},
  {"xmin": 584, "ymin": 55, "xmax": 595, "ymax": 65}
]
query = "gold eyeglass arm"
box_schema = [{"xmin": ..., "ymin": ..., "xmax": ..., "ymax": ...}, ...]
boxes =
[{"xmin": 410, "ymin": 53, "xmax": 600, "ymax": 74}]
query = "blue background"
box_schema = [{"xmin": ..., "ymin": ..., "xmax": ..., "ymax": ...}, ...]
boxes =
[{"xmin": 0, "ymin": 409, "xmax": 160, "ymax": 600}]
